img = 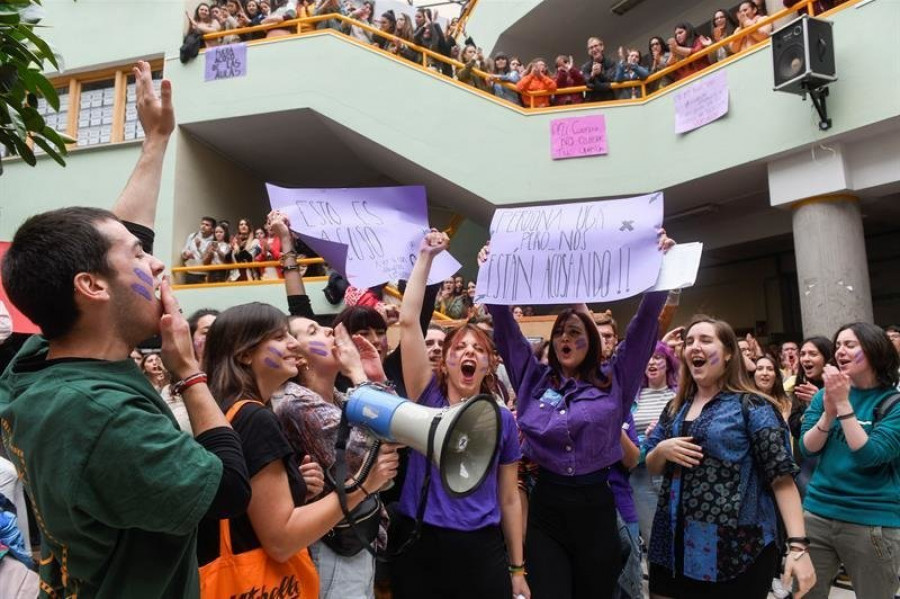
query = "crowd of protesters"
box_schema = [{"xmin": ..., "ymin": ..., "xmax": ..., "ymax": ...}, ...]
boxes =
[
  {"xmin": 1, "ymin": 42, "xmax": 896, "ymax": 599},
  {"xmin": 184, "ymin": 0, "xmax": 849, "ymax": 109}
]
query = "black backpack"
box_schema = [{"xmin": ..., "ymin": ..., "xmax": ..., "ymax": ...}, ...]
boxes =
[{"xmin": 874, "ymin": 392, "xmax": 900, "ymax": 424}]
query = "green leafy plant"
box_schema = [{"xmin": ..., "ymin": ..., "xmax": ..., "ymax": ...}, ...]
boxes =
[{"xmin": 0, "ymin": 0, "xmax": 74, "ymax": 173}]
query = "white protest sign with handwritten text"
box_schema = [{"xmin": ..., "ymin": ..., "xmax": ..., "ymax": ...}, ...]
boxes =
[
  {"xmin": 674, "ymin": 70, "xmax": 729, "ymax": 134},
  {"xmin": 267, "ymin": 184, "xmax": 461, "ymax": 289},
  {"xmin": 476, "ymin": 193, "xmax": 664, "ymax": 305}
]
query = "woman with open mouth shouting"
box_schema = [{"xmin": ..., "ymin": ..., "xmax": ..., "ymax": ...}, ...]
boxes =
[
  {"xmin": 645, "ymin": 316, "xmax": 814, "ymax": 599},
  {"xmin": 798, "ymin": 322, "xmax": 900, "ymax": 599},
  {"xmin": 391, "ymin": 230, "xmax": 528, "ymax": 599},
  {"xmin": 479, "ymin": 229, "xmax": 675, "ymax": 599}
]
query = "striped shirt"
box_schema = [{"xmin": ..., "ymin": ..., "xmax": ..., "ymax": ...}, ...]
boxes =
[{"xmin": 632, "ymin": 386, "xmax": 676, "ymax": 436}]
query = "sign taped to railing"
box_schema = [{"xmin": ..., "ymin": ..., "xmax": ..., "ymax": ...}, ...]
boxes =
[
  {"xmin": 267, "ymin": 184, "xmax": 461, "ymax": 288},
  {"xmin": 674, "ymin": 70, "xmax": 729, "ymax": 134},
  {"xmin": 476, "ymin": 193, "xmax": 664, "ymax": 305},
  {"xmin": 205, "ymin": 43, "xmax": 247, "ymax": 81},
  {"xmin": 550, "ymin": 115, "xmax": 608, "ymax": 160}
]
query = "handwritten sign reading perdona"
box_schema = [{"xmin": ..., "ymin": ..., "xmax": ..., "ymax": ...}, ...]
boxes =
[
  {"xmin": 267, "ymin": 184, "xmax": 461, "ymax": 289},
  {"xmin": 476, "ymin": 193, "xmax": 664, "ymax": 305},
  {"xmin": 204, "ymin": 43, "xmax": 247, "ymax": 81},
  {"xmin": 674, "ymin": 70, "xmax": 729, "ymax": 134},
  {"xmin": 550, "ymin": 115, "xmax": 608, "ymax": 160}
]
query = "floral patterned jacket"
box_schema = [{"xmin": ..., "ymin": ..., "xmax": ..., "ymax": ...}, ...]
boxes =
[{"xmin": 644, "ymin": 391, "xmax": 798, "ymax": 582}]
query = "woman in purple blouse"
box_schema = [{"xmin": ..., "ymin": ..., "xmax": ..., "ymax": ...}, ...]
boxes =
[
  {"xmin": 479, "ymin": 232, "xmax": 674, "ymax": 599},
  {"xmin": 392, "ymin": 231, "xmax": 529, "ymax": 599}
]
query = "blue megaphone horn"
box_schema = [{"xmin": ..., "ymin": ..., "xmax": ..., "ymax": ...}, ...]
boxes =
[{"xmin": 345, "ymin": 385, "xmax": 501, "ymax": 497}]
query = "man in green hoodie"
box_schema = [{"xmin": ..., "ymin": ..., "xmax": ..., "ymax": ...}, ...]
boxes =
[{"xmin": 0, "ymin": 62, "xmax": 250, "ymax": 598}]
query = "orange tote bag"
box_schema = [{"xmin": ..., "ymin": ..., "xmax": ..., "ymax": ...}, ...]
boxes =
[{"xmin": 199, "ymin": 400, "xmax": 320, "ymax": 599}]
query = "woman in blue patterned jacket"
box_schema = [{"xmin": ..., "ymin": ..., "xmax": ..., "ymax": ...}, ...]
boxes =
[{"xmin": 644, "ymin": 316, "xmax": 815, "ymax": 599}]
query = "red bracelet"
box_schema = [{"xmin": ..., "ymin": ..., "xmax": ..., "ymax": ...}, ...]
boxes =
[{"xmin": 171, "ymin": 372, "xmax": 207, "ymax": 396}]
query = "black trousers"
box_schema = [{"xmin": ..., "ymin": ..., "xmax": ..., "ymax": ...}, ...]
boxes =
[
  {"xmin": 649, "ymin": 543, "xmax": 778, "ymax": 599},
  {"xmin": 390, "ymin": 516, "xmax": 511, "ymax": 599},
  {"xmin": 526, "ymin": 475, "xmax": 621, "ymax": 599}
]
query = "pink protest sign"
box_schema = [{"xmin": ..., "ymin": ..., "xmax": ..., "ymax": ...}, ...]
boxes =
[
  {"xmin": 674, "ymin": 70, "xmax": 729, "ymax": 134},
  {"xmin": 550, "ymin": 115, "xmax": 608, "ymax": 160}
]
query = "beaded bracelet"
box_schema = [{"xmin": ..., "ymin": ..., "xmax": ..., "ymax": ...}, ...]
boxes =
[{"xmin": 508, "ymin": 563, "xmax": 526, "ymax": 575}]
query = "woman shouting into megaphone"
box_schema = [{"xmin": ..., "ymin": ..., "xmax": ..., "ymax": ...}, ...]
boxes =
[{"xmin": 390, "ymin": 230, "xmax": 529, "ymax": 599}]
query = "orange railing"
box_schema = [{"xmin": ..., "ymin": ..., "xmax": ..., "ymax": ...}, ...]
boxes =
[{"xmin": 197, "ymin": 0, "xmax": 858, "ymax": 110}]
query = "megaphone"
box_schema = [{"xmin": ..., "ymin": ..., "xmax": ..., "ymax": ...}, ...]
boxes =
[{"xmin": 346, "ymin": 385, "xmax": 501, "ymax": 497}]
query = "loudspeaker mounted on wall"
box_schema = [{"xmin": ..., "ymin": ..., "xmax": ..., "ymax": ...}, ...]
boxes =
[{"xmin": 772, "ymin": 14, "xmax": 837, "ymax": 130}]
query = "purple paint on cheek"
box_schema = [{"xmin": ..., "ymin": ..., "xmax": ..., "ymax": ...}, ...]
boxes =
[
  {"xmin": 446, "ymin": 358, "xmax": 458, "ymax": 367},
  {"xmin": 308, "ymin": 347, "xmax": 329, "ymax": 357},
  {"xmin": 133, "ymin": 268, "xmax": 154, "ymax": 286},
  {"xmin": 574, "ymin": 338, "xmax": 587, "ymax": 350},
  {"xmin": 708, "ymin": 352, "xmax": 720, "ymax": 366},
  {"xmin": 263, "ymin": 357, "xmax": 280, "ymax": 369},
  {"xmin": 854, "ymin": 351, "xmax": 865, "ymax": 364},
  {"xmin": 309, "ymin": 341, "xmax": 327, "ymax": 349},
  {"xmin": 267, "ymin": 346, "xmax": 284, "ymax": 357},
  {"xmin": 131, "ymin": 283, "xmax": 153, "ymax": 301}
]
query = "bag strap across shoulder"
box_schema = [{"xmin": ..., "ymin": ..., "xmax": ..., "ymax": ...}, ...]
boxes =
[{"xmin": 217, "ymin": 399, "xmax": 264, "ymax": 556}]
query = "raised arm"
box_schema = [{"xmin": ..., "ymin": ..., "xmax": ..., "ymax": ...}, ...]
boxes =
[
  {"xmin": 268, "ymin": 211, "xmax": 314, "ymax": 319},
  {"xmin": 400, "ymin": 230, "xmax": 449, "ymax": 401},
  {"xmin": 478, "ymin": 243, "xmax": 540, "ymax": 394},
  {"xmin": 612, "ymin": 231, "xmax": 675, "ymax": 410},
  {"xmin": 111, "ymin": 61, "xmax": 174, "ymax": 229}
]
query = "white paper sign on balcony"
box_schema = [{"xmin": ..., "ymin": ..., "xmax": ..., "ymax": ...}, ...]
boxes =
[{"xmin": 674, "ymin": 70, "xmax": 729, "ymax": 134}]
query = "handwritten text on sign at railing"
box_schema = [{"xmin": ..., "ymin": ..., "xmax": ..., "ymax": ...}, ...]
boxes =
[
  {"xmin": 551, "ymin": 115, "xmax": 608, "ymax": 160},
  {"xmin": 476, "ymin": 193, "xmax": 664, "ymax": 305}
]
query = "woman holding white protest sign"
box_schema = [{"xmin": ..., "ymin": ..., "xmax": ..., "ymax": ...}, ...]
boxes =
[{"xmin": 478, "ymin": 229, "xmax": 674, "ymax": 599}]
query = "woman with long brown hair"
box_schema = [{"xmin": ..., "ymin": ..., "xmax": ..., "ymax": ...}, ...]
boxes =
[
  {"xmin": 196, "ymin": 302, "xmax": 399, "ymax": 593},
  {"xmin": 645, "ymin": 316, "xmax": 814, "ymax": 599}
]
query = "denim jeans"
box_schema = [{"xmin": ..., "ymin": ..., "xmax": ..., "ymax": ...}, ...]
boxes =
[
  {"xmin": 309, "ymin": 540, "xmax": 375, "ymax": 599},
  {"xmin": 614, "ymin": 516, "xmax": 643, "ymax": 599},
  {"xmin": 804, "ymin": 510, "xmax": 900, "ymax": 599},
  {"xmin": 629, "ymin": 463, "xmax": 662, "ymax": 546}
]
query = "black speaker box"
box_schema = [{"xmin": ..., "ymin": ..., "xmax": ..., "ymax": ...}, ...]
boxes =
[{"xmin": 772, "ymin": 15, "xmax": 836, "ymax": 95}]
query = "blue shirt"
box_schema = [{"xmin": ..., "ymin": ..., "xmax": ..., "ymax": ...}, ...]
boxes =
[
  {"xmin": 488, "ymin": 292, "xmax": 666, "ymax": 476},
  {"xmin": 644, "ymin": 391, "xmax": 797, "ymax": 582}
]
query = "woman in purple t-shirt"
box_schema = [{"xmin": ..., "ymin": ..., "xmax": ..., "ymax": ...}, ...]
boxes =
[
  {"xmin": 390, "ymin": 230, "xmax": 529, "ymax": 599},
  {"xmin": 479, "ymin": 231, "xmax": 674, "ymax": 599}
]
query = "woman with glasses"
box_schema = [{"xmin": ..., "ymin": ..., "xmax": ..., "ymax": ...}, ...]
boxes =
[
  {"xmin": 710, "ymin": 9, "xmax": 737, "ymax": 62},
  {"xmin": 644, "ymin": 36, "xmax": 671, "ymax": 92}
]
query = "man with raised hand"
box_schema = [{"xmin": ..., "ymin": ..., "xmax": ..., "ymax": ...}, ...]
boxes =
[{"xmin": 0, "ymin": 62, "xmax": 250, "ymax": 599}]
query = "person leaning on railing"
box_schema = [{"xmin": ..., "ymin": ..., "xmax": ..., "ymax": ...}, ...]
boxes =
[
  {"xmin": 552, "ymin": 55, "xmax": 585, "ymax": 106},
  {"xmin": 710, "ymin": 8, "xmax": 738, "ymax": 63},
  {"xmin": 580, "ymin": 37, "xmax": 617, "ymax": 103},
  {"xmin": 457, "ymin": 44, "xmax": 491, "ymax": 92},
  {"xmin": 517, "ymin": 59, "xmax": 557, "ymax": 108},
  {"xmin": 373, "ymin": 9, "xmax": 396, "ymax": 51},
  {"xmin": 186, "ymin": 3, "xmax": 222, "ymax": 48},
  {"xmin": 413, "ymin": 8, "xmax": 453, "ymax": 76},
  {"xmin": 387, "ymin": 12, "xmax": 421, "ymax": 64},
  {"xmin": 483, "ymin": 52, "xmax": 520, "ymax": 105},
  {"xmin": 260, "ymin": 0, "xmax": 299, "ymax": 38},
  {"xmin": 342, "ymin": 1, "xmax": 374, "ymax": 43},
  {"xmin": 667, "ymin": 21, "xmax": 712, "ymax": 81},
  {"xmin": 613, "ymin": 47, "xmax": 649, "ymax": 100},
  {"xmin": 730, "ymin": 1, "xmax": 774, "ymax": 54},
  {"xmin": 643, "ymin": 36, "xmax": 672, "ymax": 92}
]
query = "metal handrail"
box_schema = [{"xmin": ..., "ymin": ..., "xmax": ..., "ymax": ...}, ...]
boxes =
[{"xmin": 195, "ymin": 0, "xmax": 855, "ymax": 110}]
